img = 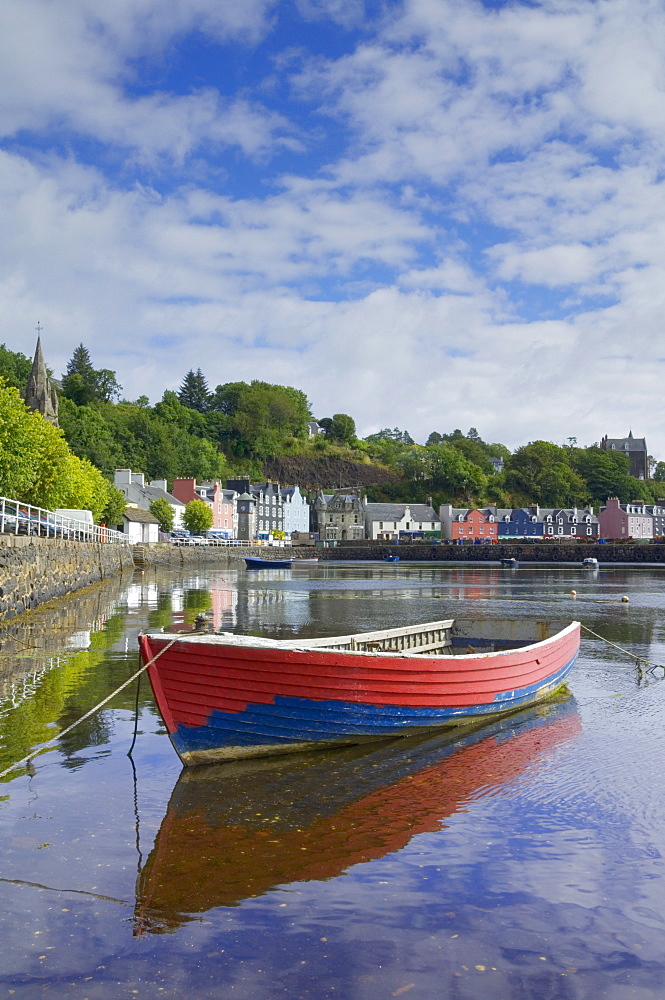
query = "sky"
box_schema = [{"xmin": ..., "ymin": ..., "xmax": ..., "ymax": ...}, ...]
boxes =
[{"xmin": 2, "ymin": 0, "xmax": 665, "ymax": 456}]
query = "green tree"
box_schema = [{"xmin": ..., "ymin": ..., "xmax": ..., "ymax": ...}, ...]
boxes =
[
  {"xmin": 150, "ymin": 497, "xmax": 174, "ymax": 533},
  {"xmin": 325, "ymin": 413, "xmax": 356, "ymax": 445},
  {"xmin": 61, "ymin": 344, "xmax": 121, "ymax": 405},
  {"xmin": 653, "ymin": 462, "xmax": 665, "ymax": 483},
  {"xmin": 178, "ymin": 369, "xmax": 211, "ymax": 412},
  {"xmin": 0, "ymin": 344, "xmax": 32, "ymax": 390},
  {"xmin": 504, "ymin": 441, "xmax": 586, "ymax": 507},
  {"xmin": 101, "ymin": 485, "xmax": 127, "ymax": 526},
  {"xmin": 569, "ymin": 446, "xmax": 631, "ymax": 504},
  {"xmin": 183, "ymin": 498, "xmax": 213, "ymax": 534},
  {"xmin": 58, "ymin": 397, "xmax": 123, "ymax": 475}
]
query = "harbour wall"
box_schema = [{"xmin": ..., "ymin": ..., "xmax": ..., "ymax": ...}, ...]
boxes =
[
  {"xmin": 0, "ymin": 536, "xmax": 135, "ymax": 624},
  {"xmin": 320, "ymin": 542, "xmax": 665, "ymax": 563}
]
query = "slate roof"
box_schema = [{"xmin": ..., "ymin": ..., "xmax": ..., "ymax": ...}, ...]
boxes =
[
  {"xmin": 123, "ymin": 508, "xmax": 160, "ymax": 524},
  {"xmin": 142, "ymin": 484, "xmax": 185, "ymax": 507},
  {"xmin": 365, "ymin": 502, "xmax": 438, "ymax": 521}
]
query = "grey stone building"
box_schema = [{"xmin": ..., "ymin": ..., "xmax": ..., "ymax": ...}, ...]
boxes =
[
  {"xmin": 313, "ymin": 491, "xmax": 365, "ymax": 541},
  {"xmin": 600, "ymin": 432, "xmax": 648, "ymax": 480},
  {"xmin": 24, "ymin": 336, "xmax": 59, "ymax": 425},
  {"xmin": 227, "ymin": 479, "xmax": 284, "ymax": 537}
]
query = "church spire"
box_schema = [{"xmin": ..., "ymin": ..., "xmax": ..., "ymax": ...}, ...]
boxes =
[{"xmin": 24, "ymin": 324, "xmax": 59, "ymax": 425}]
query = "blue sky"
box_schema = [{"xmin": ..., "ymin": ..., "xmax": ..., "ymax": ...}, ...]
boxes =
[{"xmin": 2, "ymin": 0, "xmax": 665, "ymax": 456}]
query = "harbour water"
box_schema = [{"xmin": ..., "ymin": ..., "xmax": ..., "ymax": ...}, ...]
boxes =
[{"xmin": 2, "ymin": 561, "xmax": 665, "ymax": 999}]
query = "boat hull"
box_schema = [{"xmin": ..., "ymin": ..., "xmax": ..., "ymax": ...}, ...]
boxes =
[
  {"xmin": 244, "ymin": 557, "xmax": 292, "ymax": 569},
  {"xmin": 139, "ymin": 621, "xmax": 580, "ymax": 765}
]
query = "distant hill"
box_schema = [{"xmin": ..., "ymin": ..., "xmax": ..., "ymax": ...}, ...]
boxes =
[{"xmin": 263, "ymin": 455, "xmax": 399, "ymax": 491}]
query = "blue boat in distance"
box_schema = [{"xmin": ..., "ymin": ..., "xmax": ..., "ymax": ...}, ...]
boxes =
[{"xmin": 245, "ymin": 556, "xmax": 292, "ymax": 569}]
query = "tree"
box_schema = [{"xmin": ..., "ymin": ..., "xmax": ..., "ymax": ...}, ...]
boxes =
[
  {"xmin": 58, "ymin": 397, "xmax": 123, "ymax": 475},
  {"xmin": 504, "ymin": 441, "xmax": 586, "ymax": 506},
  {"xmin": 178, "ymin": 369, "xmax": 211, "ymax": 412},
  {"xmin": 183, "ymin": 498, "xmax": 213, "ymax": 534},
  {"xmin": 654, "ymin": 462, "xmax": 665, "ymax": 483},
  {"xmin": 102, "ymin": 485, "xmax": 127, "ymax": 526},
  {"xmin": 150, "ymin": 497, "xmax": 174, "ymax": 533},
  {"xmin": 325, "ymin": 413, "xmax": 356, "ymax": 445},
  {"xmin": 0, "ymin": 344, "xmax": 32, "ymax": 390},
  {"xmin": 61, "ymin": 344, "xmax": 121, "ymax": 405}
]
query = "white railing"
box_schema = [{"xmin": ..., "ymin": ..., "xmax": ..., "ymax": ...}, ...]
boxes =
[
  {"xmin": 0, "ymin": 497, "xmax": 130, "ymax": 545},
  {"xmin": 168, "ymin": 537, "xmax": 293, "ymax": 548}
]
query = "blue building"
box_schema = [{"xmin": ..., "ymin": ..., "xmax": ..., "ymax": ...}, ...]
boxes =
[{"xmin": 497, "ymin": 508, "xmax": 543, "ymax": 538}]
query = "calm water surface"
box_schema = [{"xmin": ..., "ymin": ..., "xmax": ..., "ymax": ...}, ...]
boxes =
[{"xmin": 2, "ymin": 561, "xmax": 665, "ymax": 999}]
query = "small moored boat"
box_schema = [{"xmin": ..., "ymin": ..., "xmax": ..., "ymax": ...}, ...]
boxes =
[
  {"xmin": 244, "ymin": 556, "xmax": 292, "ymax": 569},
  {"xmin": 384, "ymin": 555, "xmax": 400, "ymax": 562},
  {"xmin": 138, "ymin": 617, "xmax": 580, "ymax": 766}
]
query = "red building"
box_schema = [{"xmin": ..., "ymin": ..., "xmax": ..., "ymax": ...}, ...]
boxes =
[{"xmin": 440, "ymin": 505, "xmax": 499, "ymax": 542}]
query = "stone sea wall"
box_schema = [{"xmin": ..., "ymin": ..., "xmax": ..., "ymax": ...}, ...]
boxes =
[
  {"xmin": 321, "ymin": 542, "xmax": 665, "ymax": 563},
  {"xmin": 0, "ymin": 536, "xmax": 134, "ymax": 624}
]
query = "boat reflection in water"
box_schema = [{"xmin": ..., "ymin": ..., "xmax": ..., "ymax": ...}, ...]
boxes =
[{"xmin": 135, "ymin": 697, "xmax": 580, "ymax": 934}]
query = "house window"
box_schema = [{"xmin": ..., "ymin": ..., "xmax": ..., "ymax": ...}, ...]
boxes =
[
  {"xmin": 379, "ymin": 522, "xmax": 383, "ymax": 529},
  {"xmin": 558, "ymin": 527, "xmax": 563, "ymax": 534},
  {"xmin": 587, "ymin": 528, "xmax": 592, "ymax": 535},
  {"xmin": 489, "ymin": 526, "xmax": 495, "ymax": 534},
  {"xmin": 480, "ymin": 526, "xmax": 484, "ymax": 533}
]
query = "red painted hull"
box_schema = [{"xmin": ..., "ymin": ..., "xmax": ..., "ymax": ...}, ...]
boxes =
[{"xmin": 138, "ymin": 621, "xmax": 580, "ymax": 764}]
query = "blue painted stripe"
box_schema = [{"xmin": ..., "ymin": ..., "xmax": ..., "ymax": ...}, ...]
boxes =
[{"xmin": 171, "ymin": 653, "xmax": 578, "ymax": 755}]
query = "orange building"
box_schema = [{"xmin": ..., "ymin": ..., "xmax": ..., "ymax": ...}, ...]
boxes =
[{"xmin": 439, "ymin": 505, "xmax": 501, "ymax": 542}]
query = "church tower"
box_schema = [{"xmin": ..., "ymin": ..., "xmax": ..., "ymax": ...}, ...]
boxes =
[{"xmin": 24, "ymin": 326, "xmax": 59, "ymax": 425}]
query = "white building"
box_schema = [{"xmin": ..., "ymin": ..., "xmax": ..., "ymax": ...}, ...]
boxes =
[
  {"xmin": 114, "ymin": 469, "xmax": 185, "ymax": 529},
  {"xmin": 364, "ymin": 502, "xmax": 440, "ymax": 541},
  {"xmin": 281, "ymin": 486, "xmax": 310, "ymax": 536},
  {"xmin": 122, "ymin": 507, "xmax": 160, "ymax": 543}
]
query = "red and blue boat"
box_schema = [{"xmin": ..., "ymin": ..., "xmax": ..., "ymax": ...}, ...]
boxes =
[{"xmin": 138, "ymin": 617, "xmax": 580, "ymax": 765}]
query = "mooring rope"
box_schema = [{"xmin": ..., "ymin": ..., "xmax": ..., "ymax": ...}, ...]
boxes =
[
  {"xmin": 580, "ymin": 623, "xmax": 662, "ymax": 671},
  {"xmin": 0, "ymin": 630, "xmax": 189, "ymax": 781}
]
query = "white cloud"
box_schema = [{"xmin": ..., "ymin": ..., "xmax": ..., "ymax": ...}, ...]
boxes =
[
  {"xmin": 3, "ymin": 0, "xmax": 665, "ymax": 459},
  {"xmin": 0, "ymin": 0, "xmax": 287, "ymax": 160}
]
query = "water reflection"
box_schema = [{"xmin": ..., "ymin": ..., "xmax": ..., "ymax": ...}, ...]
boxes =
[{"xmin": 135, "ymin": 696, "xmax": 580, "ymax": 934}]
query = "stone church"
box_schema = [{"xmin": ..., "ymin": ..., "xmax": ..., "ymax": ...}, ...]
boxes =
[{"xmin": 23, "ymin": 336, "xmax": 59, "ymax": 425}]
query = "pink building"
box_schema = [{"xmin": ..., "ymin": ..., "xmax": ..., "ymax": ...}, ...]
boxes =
[
  {"xmin": 597, "ymin": 497, "xmax": 652, "ymax": 540},
  {"xmin": 171, "ymin": 479, "xmax": 235, "ymax": 534}
]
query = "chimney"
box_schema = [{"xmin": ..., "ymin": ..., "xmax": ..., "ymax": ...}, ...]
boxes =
[{"xmin": 114, "ymin": 468, "xmax": 132, "ymax": 486}]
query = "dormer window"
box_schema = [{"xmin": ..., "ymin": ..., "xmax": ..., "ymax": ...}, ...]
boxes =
[
  {"xmin": 531, "ymin": 515, "xmax": 537, "ymax": 523},
  {"xmin": 546, "ymin": 515, "xmax": 552, "ymax": 522},
  {"xmin": 488, "ymin": 515, "xmax": 494, "ymax": 522},
  {"xmin": 558, "ymin": 518, "xmax": 563, "ymax": 524}
]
